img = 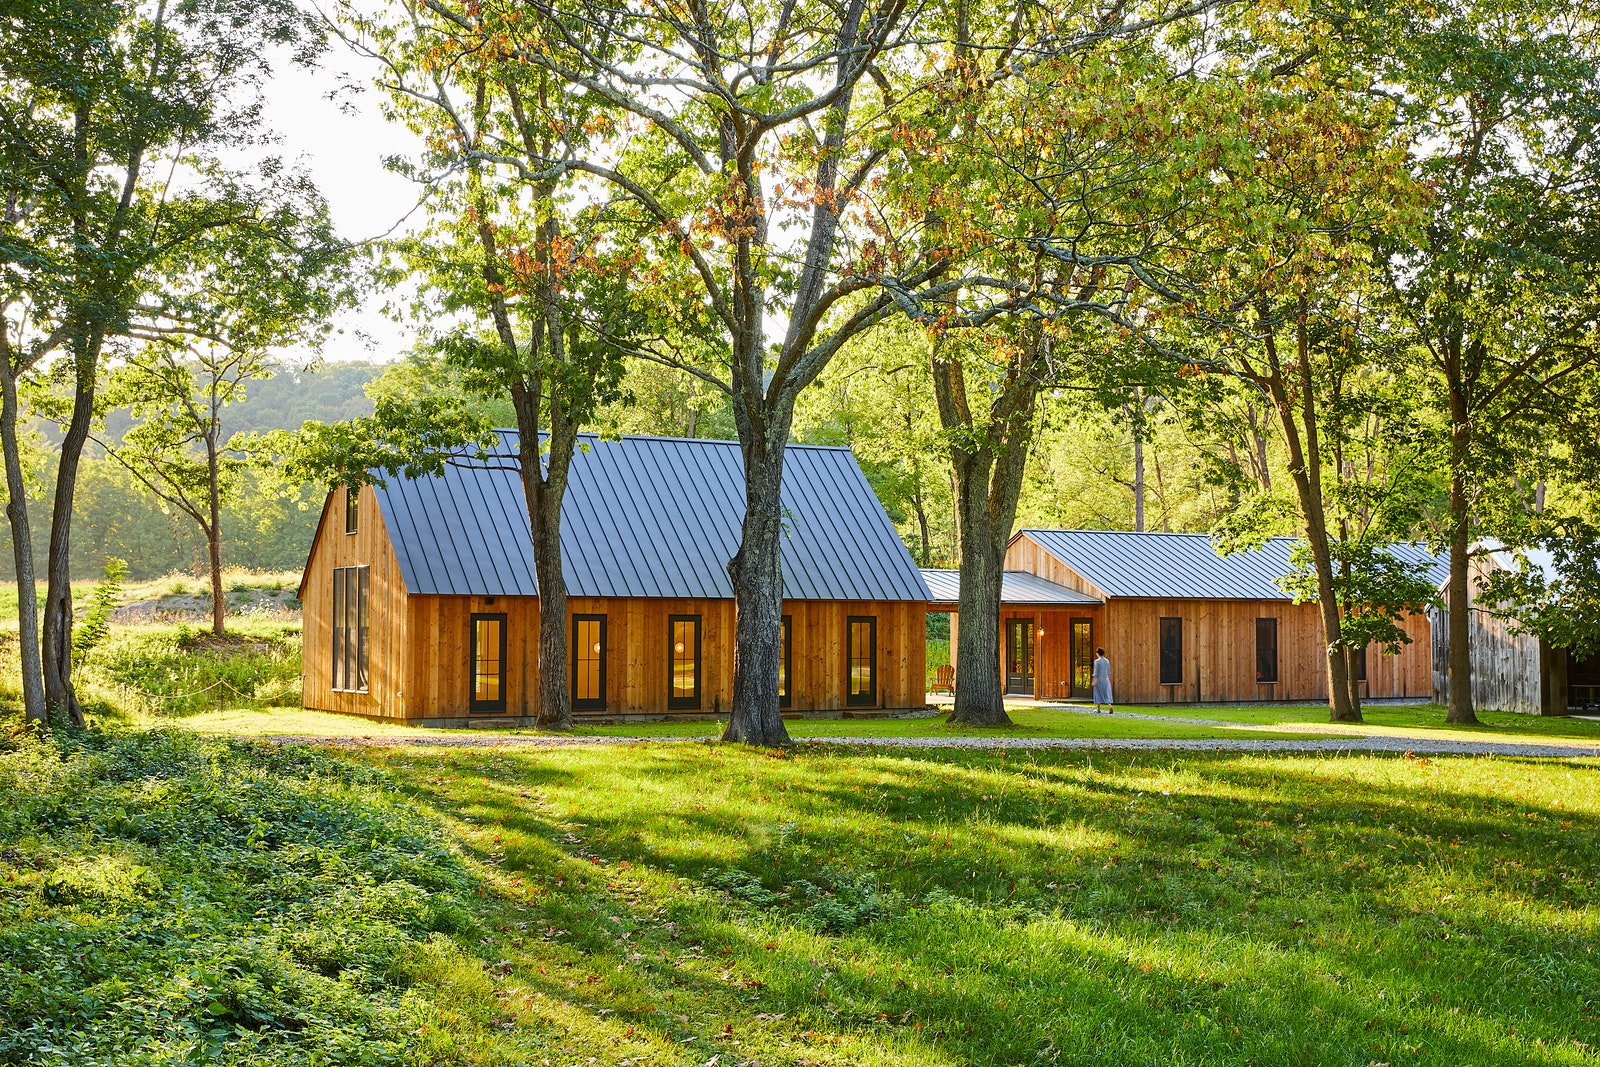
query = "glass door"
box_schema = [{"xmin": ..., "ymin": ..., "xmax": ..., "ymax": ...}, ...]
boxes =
[
  {"xmin": 1006, "ymin": 619, "xmax": 1034, "ymax": 695},
  {"xmin": 470, "ymin": 613, "xmax": 507, "ymax": 713},
  {"xmin": 572, "ymin": 615, "xmax": 606, "ymax": 711},
  {"xmin": 1069, "ymin": 619, "xmax": 1093, "ymax": 699}
]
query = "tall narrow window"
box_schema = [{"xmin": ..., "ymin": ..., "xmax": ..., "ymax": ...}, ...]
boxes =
[
  {"xmin": 470, "ymin": 613, "xmax": 507, "ymax": 713},
  {"xmin": 572, "ymin": 614, "xmax": 607, "ymax": 711},
  {"xmin": 345, "ymin": 486, "xmax": 359, "ymax": 534},
  {"xmin": 1255, "ymin": 617, "xmax": 1279, "ymax": 684},
  {"xmin": 847, "ymin": 616, "xmax": 876, "ymax": 706},
  {"xmin": 668, "ymin": 615, "xmax": 702, "ymax": 710},
  {"xmin": 1353, "ymin": 645, "xmax": 1367, "ymax": 682},
  {"xmin": 779, "ymin": 614, "xmax": 793, "ymax": 708},
  {"xmin": 1159, "ymin": 616, "xmax": 1183, "ymax": 686},
  {"xmin": 331, "ymin": 565, "xmax": 369, "ymax": 693}
]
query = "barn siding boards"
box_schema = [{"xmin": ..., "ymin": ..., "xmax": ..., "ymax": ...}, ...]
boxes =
[
  {"xmin": 1430, "ymin": 549, "xmax": 1571, "ymax": 715},
  {"xmin": 1002, "ymin": 531, "xmax": 1436, "ymax": 704},
  {"xmin": 300, "ymin": 484, "xmax": 410, "ymax": 720},
  {"xmin": 388, "ymin": 596, "xmax": 926, "ymax": 720}
]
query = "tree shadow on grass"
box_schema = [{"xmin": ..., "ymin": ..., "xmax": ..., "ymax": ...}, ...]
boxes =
[{"xmin": 370, "ymin": 744, "xmax": 1600, "ymax": 1067}]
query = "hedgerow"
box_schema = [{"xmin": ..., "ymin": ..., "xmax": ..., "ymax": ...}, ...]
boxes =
[{"xmin": 0, "ymin": 729, "xmax": 478, "ymax": 1066}]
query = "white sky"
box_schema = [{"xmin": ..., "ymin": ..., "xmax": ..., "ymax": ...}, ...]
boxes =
[{"xmin": 260, "ymin": 35, "xmax": 424, "ymax": 365}]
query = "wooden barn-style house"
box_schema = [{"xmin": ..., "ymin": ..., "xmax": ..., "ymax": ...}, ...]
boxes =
[
  {"xmin": 926, "ymin": 529, "xmax": 1446, "ymax": 705},
  {"xmin": 299, "ymin": 432, "xmax": 931, "ymax": 725}
]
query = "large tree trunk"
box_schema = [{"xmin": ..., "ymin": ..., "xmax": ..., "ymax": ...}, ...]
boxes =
[
  {"xmin": 42, "ymin": 355, "xmax": 94, "ymax": 726},
  {"xmin": 723, "ymin": 424, "xmax": 791, "ymax": 745},
  {"xmin": 1444, "ymin": 467, "xmax": 1478, "ymax": 724},
  {"xmin": 520, "ymin": 390, "xmax": 575, "ymax": 731},
  {"xmin": 0, "ymin": 354, "xmax": 45, "ymax": 724},
  {"xmin": 933, "ymin": 340, "xmax": 1039, "ymax": 728},
  {"xmin": 1443, "ymin": 369, "xmax": 1479, "ymax": 725},
  {"xmin": 947, "ymin": 450, "xmax": 1011, "ymax": 725}
]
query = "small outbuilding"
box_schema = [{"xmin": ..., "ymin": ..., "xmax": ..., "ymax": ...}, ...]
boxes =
[
  {"xmin": 929, "ymin": 529, "xmax": 1445, "ymax": 704},
  {"xmin": 1430, "ymin": 544, "xmax": 1600, "ymax": 715},
  {"xmin": 298, "ymin": 432, "xmax": 931, "ymax": 724}
]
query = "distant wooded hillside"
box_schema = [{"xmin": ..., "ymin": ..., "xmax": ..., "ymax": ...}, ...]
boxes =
[{"xmin": 2, "ymin": 361, "xmax": 382, "ymax": 582}]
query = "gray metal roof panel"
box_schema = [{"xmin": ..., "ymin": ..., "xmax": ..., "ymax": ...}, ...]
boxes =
[
  {"xmin": 1019, "ymin": 530, "xmax": 1448, "ymax": 600},
  {"xmin": 373, "ymin": 432, "xmax": 931, "ymax": 601},
  {"xmin": 920, "ymin": 568, "xmax": 1103, "ymax": 605}
]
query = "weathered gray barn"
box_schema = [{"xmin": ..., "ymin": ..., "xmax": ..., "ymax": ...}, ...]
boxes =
[{"xmin": 1431, "ymin": 545, "xmax": 1600, "ymax": 715}]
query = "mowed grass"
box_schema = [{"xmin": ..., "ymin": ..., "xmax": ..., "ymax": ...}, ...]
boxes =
[
  {"xmin": 359, "ymin": 742, "xmax": 1600, "ymax": 1066},
  {"xmin": 159, "ymin": 701, "xmax": 1600, "ymax": 749},
  {"xmin": 5, "ymin": 723, "xmax": 1598, "ymax": 1065}
]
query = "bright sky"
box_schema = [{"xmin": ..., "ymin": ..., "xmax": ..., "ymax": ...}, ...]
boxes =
[{"xmin": 260, "ymin": 35, "xmax": 424, "ymax": 365}]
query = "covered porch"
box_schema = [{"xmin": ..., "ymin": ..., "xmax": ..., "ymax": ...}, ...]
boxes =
[{"xmin": 921, "ymin": 569, "xmax": 1105, "ymax": 701}]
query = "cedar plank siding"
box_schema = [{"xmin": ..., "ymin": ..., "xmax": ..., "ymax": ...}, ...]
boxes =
[
  {"xmin": 400, "ymin": 596, "xmax": 925, "ymax": 719},
  {"xmin": 300, "ymin": 485, "xmax": 410, "ymax": 719},
  {"xmin": 1002, "ymin": 533, "xmax": 1434, "ymax": 703}
]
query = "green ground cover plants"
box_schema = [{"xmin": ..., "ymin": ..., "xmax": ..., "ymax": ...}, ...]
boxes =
[{"xmin": 0, "ymin": 728, "xmax": 485, "ymax": 1066}]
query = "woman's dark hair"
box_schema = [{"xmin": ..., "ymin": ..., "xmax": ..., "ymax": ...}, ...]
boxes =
[{"xmin": 1096, "ymin": 647, "xmax": 1106, "ymax": 656}]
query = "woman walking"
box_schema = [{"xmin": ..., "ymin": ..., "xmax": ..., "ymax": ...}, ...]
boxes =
[{"xmin": 1092, "ymin": 647, "xmax": 1113, "ymax": 714}]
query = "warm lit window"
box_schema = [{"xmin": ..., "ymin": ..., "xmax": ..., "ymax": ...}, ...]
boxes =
[
  {"xmin": 345, "ymin": 486, "xmax": 359, "ymax": 534},
  {"xmin": 1159, "ymin": 616, "xmax": 1183, "ymax": 686},
  {"xmin": 668, "ymin": 615, "xmax": 701, "ymax": 710},
  {"xmin": 1256, "ymin": 617, "xmax": 1279, "ymax": 684},
  {"xmin": 331, "ymin": 566, "xmax": 369, "ymax": 692},
  {"xmin": 847, "ymin": 616, "xmax": 876, "ymax": 706},
  {"xmin": 471, "ymin": 614, "xmax": 506, "ymax": 712},
  {"xmin": 572, "ymin": 615, "xmax": 606, "ymax": 711},
  {"xmin": 779, "ymin": 614, "xmax": 793, "ymax": 708}
]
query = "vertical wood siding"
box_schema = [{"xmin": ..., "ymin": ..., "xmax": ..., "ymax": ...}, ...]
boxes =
[
  {"xmin": 300, "ymin": 485, "xmax": 410, "ymax": 719},
  {"xmin": 1001, "ymin": 534, "xmax": 1434, "ymax": 704},
  {"xmin": 391, "ymin": 595, "xmax": 926, "ymax": 719}
]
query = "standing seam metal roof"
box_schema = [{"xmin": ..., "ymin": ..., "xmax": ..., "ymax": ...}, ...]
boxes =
[
  {"xmin": 920, "ymin": 568, "xmax": 1103, "ymax": 606},
  {"xmin": 372, "ymin": 432, "xmax": 931, "ymax": 602},
  {"xmin": 1019, "ymin": 529, "xmax": 1450, "ymax": 600}
]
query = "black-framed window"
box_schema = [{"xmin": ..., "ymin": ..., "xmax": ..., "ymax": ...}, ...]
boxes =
[
  {"xmin": 572, "ymin": 614, "xmax": 607, "ymax": 711},
  {"xmin": 1353, "ymin": 645, "xmax": 1367, "ymax": 682},
  {"xmin": 470, "ymin": 613, "xmax": 507, "ymax": 713},
  {"xmin": 1256, "ymin": 617, "xmax": 1279, "ymax": 684},
  {"xmin": 345, "ymin": 486, "xmax": 359, "ymax": 534},
  {"xmin": 331, "ymin": 565, "xmax": 369, "ymax": 692},
  {"xmin": 779, "ymin": 614, "xmax": 793, "ymax": 708},
  {"xmin": 847, "ymin": 616, "xmax": 876, "ymax": 706},
  {"xmin": 668, "ymin": 614, "xmax": 702, "ymax": 710},
  {"xmin": 1159, "ymin": 616, "xmax": 1183, "ymax": 686}
]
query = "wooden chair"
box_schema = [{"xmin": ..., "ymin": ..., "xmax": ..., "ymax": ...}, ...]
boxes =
[{"xmin": 930, "ymin": 663, "xmax": 956, "ymax": 695}]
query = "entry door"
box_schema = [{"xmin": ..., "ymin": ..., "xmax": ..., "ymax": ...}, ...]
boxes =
[
  {"xmin": 572, "ymin": 614, "xmax": 607, "ymax": 712},
  {"xmin": 1006, "ymin": 619, "xmax": 1034, "ymax": 695},
  {"xmin": 470, "ymin": 613, "xmax": 507, "ymax": 714},
  {"xmin": 1069, "ymin": 618, "xmax": 1093, "ymax": 699}
]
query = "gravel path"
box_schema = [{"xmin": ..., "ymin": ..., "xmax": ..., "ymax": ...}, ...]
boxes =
[{"xmin": 270, "ymin": 733, "xmax": 1600, "ymax": 759}]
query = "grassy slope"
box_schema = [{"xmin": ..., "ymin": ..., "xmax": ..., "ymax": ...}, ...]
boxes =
[
  {"xmin": 6, "ymin": 726, "xmax": 1598, "ymax": 1065},
  {"xmin": 371, "ymin": 743, "xmax": 1600, "ymax": 1066}
]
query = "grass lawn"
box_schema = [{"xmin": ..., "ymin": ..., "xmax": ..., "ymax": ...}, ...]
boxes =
[{"xmin": 6, "ymin": 722, "xmax": 1596, "ymax": 1065}]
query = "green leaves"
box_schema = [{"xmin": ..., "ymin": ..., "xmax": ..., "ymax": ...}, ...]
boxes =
[{"xmin": 262, "ymin": 394, "xmax": 498, "ymax": 492}]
